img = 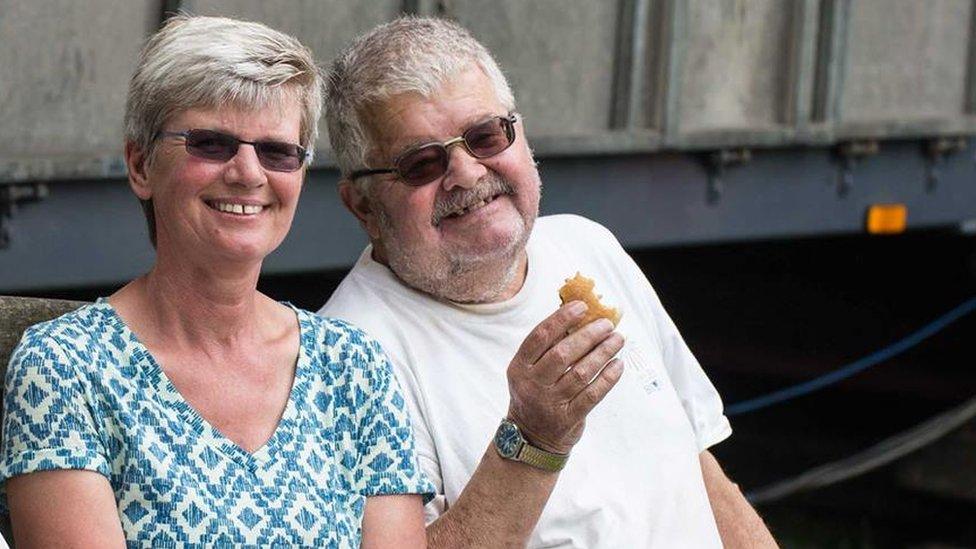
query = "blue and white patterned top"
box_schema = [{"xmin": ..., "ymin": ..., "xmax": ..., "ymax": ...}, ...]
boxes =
[{"xmin": 0, "ymin": 300, "xmax": 434, "ymax": 547}]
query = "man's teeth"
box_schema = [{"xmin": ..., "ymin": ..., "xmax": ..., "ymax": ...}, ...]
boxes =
[
  {"xmin": 211, "ymin": 201, "xmax": 263, "ymax": 215},
  {"xmin": 449, "ymin": 196, "xmax": 495, "ymax": 217}
]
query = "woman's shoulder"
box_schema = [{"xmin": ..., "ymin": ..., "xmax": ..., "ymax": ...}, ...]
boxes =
[
  {"xmin": 16, "ymin": 301, "xmax": 117, "ymax": 354},
  {"xmin": 6, "ymin": 302, "xmax": 122, "ymax": 394}
]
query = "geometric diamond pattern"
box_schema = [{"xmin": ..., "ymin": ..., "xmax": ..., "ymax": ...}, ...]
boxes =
[{"xmin": 0, "ymin": 302, "xmax": 433, "ymax": 546}]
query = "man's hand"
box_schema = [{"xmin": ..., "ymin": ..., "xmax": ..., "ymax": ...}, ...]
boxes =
[{"xmin": 506, "ymin": 301, "xmax": 625, "ymax": 454}]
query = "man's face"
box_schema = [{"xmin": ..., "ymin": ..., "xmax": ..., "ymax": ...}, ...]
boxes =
[{"xmin": 353, "ymin": 66, "xmax": 541, "ymax": 302}]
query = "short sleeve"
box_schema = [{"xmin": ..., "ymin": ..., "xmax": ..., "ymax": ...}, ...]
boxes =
[
  {"xmin": 650, "ymin": 305, "xmax": 732, "ymax": 451},
  {"xmin": 0, "ymin": 329, "xmax": 110, "ymax": 510},
  {"xmin": 587, "ymin": 217, "xmax": 732, "ymax": 451},
  {"xmin": 351, "ymin": 334, "xmax": 436, "ymax": 502}
]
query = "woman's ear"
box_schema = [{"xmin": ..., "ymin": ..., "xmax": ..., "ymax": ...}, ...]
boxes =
[
  {"xmin": 125, "ymin": 141, "xmax": 153, "ymax": 200},
  {"xmin": 339, "ymin": 180, "xmax": 381, "ymax": 241}
]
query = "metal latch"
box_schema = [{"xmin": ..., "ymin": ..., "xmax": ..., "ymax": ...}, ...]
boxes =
[
  {"xmin": 923, "ymin": 137, "xmax": 968, "ymax": 192},
  {"xmin": 0, "ymin": 183, "xmax": 49, "ymax": 249},
  {"xmin": 703, "ymin": 148, "xmax": 752, "ymax": 205},
  {"xmin": 835, "ymin": 140, "xmax": 879, "ymax": 197}
]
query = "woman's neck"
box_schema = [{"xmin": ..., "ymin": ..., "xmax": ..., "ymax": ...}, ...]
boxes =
[{"xmin": 114, "ymin": 250, "xmax": 267, "ymax": 350}]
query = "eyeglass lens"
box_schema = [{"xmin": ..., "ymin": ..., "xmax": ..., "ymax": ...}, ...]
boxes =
[
  {"xmin": 183, "ymin": 129, "xmax": 305, "ymax": 172},
  {"xmin": 397, "ymin": 116, "xmax": 514, "ymax": 186}
]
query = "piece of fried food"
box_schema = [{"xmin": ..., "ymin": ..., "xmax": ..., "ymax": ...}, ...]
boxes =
[{"xmin": 558, "ymin": 272, "xmax": 622, "ymax": 330}]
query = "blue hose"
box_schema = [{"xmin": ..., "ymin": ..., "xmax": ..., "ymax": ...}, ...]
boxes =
[{"xmin": 726, "ymin": 296, "xmax": 976, "ymax": 417}]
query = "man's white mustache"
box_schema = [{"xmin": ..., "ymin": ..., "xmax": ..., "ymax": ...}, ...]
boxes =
[{"xmin": 432, "ymin": 175, "xmax": 515, "ymax": 225}]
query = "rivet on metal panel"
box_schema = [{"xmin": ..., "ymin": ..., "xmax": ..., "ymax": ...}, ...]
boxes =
[
  {"xmin": 0, "ymin": 183, "xmax": 49, "ymax": 249},
  {"xmin": 702, "ymin": 148, "xmax": 752, "ymax": 205},
  {"xmin": 923, "ymin": 137, "xmax": 968, "ymax": 193},
  {"xmin": 834, "ymin": 140, "xmax": 879, "ymax": 197}
]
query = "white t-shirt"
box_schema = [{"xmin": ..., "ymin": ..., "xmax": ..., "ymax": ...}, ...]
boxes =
[{"xmin": 320, "ymin": 214, "xmax": 732, "ymax": 548}]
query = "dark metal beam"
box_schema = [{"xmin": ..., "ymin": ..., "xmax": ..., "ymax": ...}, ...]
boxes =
[{"xmin": 4, "ymin": 140, "xmax": 975, "ymax": 292}]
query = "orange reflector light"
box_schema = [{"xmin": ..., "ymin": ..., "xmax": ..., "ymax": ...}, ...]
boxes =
[{"xmin": 866, "ymin": 204, "xmax": 907, "ymax": 234}]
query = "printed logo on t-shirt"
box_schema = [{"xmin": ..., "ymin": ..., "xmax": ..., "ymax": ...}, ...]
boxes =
[{"xmin": 619, "ymin": 339, "xmax": 663, "ymax": 395}]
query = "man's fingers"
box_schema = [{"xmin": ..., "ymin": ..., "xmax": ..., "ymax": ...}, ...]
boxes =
[
  {"xmin": 554, "ymin": 332, "xmax": 625, "ymax": 395},
  {"xmin": 511, "ymin": 301, "xmax": 588, "ymax": 367},
  {"xmin": 533, "ymin": 318, "xmax": 615, "ymax": 384},
  {"xmin": 568, "ymin": 358, "xmax": 624, "ymax": 417}
]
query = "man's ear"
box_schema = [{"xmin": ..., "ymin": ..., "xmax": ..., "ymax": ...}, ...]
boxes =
[
  {"xmin": 339, "ymin": 180, "xmax": 382, "ymax": 241},
  {"xmin": 125, "ymin": 141, "xmax": 153, "ymax": 200}
]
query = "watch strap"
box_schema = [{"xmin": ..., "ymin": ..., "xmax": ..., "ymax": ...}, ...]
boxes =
[{"xmin": 517, "ymin": 442, "xmax": 569, "ymax": 472}]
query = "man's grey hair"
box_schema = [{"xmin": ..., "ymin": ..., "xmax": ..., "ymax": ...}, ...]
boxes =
[
  {"xmin": 325, "ymin": 16, "xmax": 515, "ymax": 187},
  {"xmin": 124, "ymin": 14, "xmax": 322, "ymax": 245}
]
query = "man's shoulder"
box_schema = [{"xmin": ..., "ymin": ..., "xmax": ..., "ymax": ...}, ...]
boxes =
[
  {"xmin": 320, "ymin": 261, "xmax": 403, "ymax": 318},
  {"xmin": 536, "ymin": 213, "xmax": 613, "ymax": 236},
  {"xmin": 533, "ymin": 214, "xmax": 624, "ymax": 258},
  {"xmin": 318, "ymin": 263, "xmax": 421, "ymax": 352}
]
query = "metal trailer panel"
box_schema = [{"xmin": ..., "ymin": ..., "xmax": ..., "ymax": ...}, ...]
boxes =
[
  {"xmin": 184, "ymin": 0, "xmax": 403, "ymax": 149},
  {"xmin": 184, "ymin": 0, "xmax": 402, "ymax": 66},
  {"xmin": 673, "ymin": 0, "xmax": 794, "ymax": 134},
  {"xmin": 839, "ymin": 0, "xmax": 976, "ymax": 136},
  {"xmin": 0, "ymin": 0, "xmax": 157, "ymax": 175},
  {"xmin": 4, "ymin": 0, "xmax": 976, "ymax": 181},
  {"xmin": 447, "ymin": 0, "xmax": 621, "ymax": 137}
]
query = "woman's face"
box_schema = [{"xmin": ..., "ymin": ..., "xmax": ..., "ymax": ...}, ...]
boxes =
[{"xmin": 134, "ymin": 101, "xmax": 305, "ymax": 267}]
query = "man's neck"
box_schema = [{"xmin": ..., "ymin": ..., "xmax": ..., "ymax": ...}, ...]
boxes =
[{"xmin": 372, "ymin": 246, "xmax": 528, "ymax": 304}]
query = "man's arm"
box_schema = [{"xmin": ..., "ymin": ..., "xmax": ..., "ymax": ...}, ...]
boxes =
[
  {"xmin": 427, "ymin": 302, "xmax": 625, "ymax": 548},
  {"xmin": 700, "ymin": 450, "xmax": 778, "ymax": 548},
  {"xmin": 426, "ymin": 447, "xmax": 558, "ymax": 547}
]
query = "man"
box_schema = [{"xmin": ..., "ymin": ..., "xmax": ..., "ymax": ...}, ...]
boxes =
[{"xmin": 320, "ymin": 16, "xmax": 777, "ymax": 548}]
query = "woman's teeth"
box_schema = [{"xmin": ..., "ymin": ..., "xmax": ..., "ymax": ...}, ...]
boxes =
[{"xmin": 209, "ymin": 201, "xmax": 264, "ymax": 215}]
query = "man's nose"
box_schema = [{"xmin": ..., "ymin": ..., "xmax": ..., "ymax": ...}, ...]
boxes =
[
  {"xmin": 441, "ymin": 142, "xmax": 487, "ymax": 191},
  {"xmin": 224, "ymin": 144, "xmax": 268, "ymax": 189}
]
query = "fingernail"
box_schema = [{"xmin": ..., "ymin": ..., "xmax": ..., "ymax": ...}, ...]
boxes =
[
  {"xmin": 570, "ymin": 301, "xmax": 588, "ymax": 315},
  {"xmin": 597, "ymin": 318, "xmax": 613, "ymax": 330}
]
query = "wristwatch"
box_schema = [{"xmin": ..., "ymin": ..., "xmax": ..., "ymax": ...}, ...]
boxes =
[{"xmin": 493, "ymin": 418, "xmax": 569, "ymax": 472}]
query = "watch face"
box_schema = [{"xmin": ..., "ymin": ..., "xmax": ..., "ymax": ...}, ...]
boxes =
[{"xmin": 495, "ymin": 421, "xmax": 522, "ymax": 459}]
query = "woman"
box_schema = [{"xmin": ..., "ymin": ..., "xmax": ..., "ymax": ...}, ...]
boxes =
[{"xmin": 0, "ymin": 15, "xmax": 430, "ymax": 547}]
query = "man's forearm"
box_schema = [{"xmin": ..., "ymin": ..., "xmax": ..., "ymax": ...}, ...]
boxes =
[
  {"xmin": 427, "ymin": 445, "xmax": 559, "ymax": 548},
  {"xmin": 700, "ymin": 451, "xmax": 778, "ymax": 548}
]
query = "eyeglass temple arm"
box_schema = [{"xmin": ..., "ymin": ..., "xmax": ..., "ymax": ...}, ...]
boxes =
[{"xmin": 349, "ymin": 168, "xmax": 396, "ymax": 180}]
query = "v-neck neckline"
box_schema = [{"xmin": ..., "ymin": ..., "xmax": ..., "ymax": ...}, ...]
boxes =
[{"xmin": 94, "ymin": 298, "xmax": 308, "ymax": 473}]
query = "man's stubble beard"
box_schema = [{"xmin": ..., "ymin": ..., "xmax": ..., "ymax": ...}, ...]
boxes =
[{"xmin": 374, "ymin": 173, "xmax": 539, "ymax": 304}]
